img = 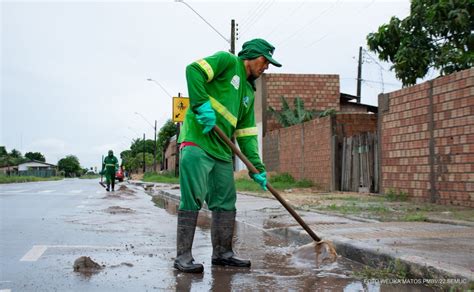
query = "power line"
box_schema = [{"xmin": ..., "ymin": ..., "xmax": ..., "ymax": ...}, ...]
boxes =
[
  {"xmin": 239, "ymin": 0, "xmax": 276, "ymax": 38},
  {"xmin": 263, "ymin": 1, "xmax": 307, "ymax": 39},
  {"xmin": 362, "ymin": 79, "xmax": 401, "ymax": 87},
  {"xmin": 276, "ymin": 0, "xmax": 341, "ymax": 48},
  {"xmin": 305, "ymin": 33, "xmax": 329, "ymax": 48},
  {"xmin": 239, "ymin": 0, "xmax": 270, "ymax": 30}
]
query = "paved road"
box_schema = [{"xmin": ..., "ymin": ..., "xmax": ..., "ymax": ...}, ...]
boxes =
[{"xmin": 0, "ymin": 179, "xmax": 436, "ymax": 291}]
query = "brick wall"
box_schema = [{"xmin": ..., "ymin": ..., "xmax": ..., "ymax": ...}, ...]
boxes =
[
  {"xmin": 379, "ymin": 68, "xmax": 474, "ymax": 207},
  {"xmin": 263, "ymin": 130, "xmax": 280, "ymax": 172},
  {"xmin": 263, "ymin": 117, "xmax": 333, "ymax": 190},
  {"xmin": 335, "ymin": 113, "xmax": 378, "ymax": 137},
  {"xmin": 164, "ymin": 139, "xmax": 177, "ymax": 172},
  {"xmin": 262, "ymin": 73, "xmax": 340, "ymax": 133},
  {"xmin": 340, "ymin": 102, "xmax": 372, "ymax": 113}
]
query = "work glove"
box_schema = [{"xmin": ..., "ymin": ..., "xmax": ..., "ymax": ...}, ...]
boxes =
[
  {"xmin": 99, "ymin": 170, "xmax": 105, "ymax": 175},
  {"xmin": 250, "ymin": 171, "xmax": 267, "ymax": 191},
  {"xmin": 195, "ymin": 101, "xmax": 216, "ymax": 134}
]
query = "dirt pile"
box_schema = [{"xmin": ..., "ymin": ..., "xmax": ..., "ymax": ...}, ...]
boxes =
[
  {"xmin": 104, "ymin": 206, "xmax": 134, "ymax": 214},
  {"xmin": 117, "ymin": 185, "xmax": 136, "ymax": 194},
  {"xmin": 102, "ymin": 185, "xmax": 136, "ymax": 200},
  {"xmin": 73, "ymin": 256, "xmax": 104, "ymax": 274}
]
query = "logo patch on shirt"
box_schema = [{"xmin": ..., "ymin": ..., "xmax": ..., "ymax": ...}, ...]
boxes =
[
  {"xmin": 230, "ymin": 75, "xmax": 240, "ymax": 90},
  {"xmin": 243, "ymin": 96, "xmax": 249, "ymax": 108}
]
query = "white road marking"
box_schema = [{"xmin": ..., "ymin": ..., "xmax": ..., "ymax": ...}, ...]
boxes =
[
  {"xmin": 20, "ymin": 245, "xmax": 48, "ymax": 262},
  {"xmin": 69, "ymin": 190, "xmax": 83, "ymax": 194},
  {"xmin": 3, "ymin": 189, "xmax": 29, "ymax": 193},
  {"xmin": 38, "ymin": 190, "xmax": 54, "ymax": 193},
  {"xmin": 20, "ymin": 245, "xmax": 123, "ymax": 262},
  {"xmin": 0, "ymin": 289, "xmax": 12, "ymax": 292}
]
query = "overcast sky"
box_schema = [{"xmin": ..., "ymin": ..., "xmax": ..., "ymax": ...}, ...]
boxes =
[{"xmin": 2, "ymin": 0, "xmax": 422, "ymax": 169}]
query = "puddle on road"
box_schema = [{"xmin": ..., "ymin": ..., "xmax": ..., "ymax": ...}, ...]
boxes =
[{"xmin": 151, "ymin": 192, "xmax": 437, "ymax": 292}]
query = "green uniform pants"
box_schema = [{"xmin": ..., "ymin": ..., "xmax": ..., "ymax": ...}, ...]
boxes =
[
  {"xmin": 104, "ymin": 167, "xmax": 115, "ymax": 184},
  {"xmin": 179, "ymin": 146, "xmax": 236, "ymax": 211}
]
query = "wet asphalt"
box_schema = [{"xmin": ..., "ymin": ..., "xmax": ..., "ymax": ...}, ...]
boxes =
[{"xmin": 0, "ymin": 179, "xmax": 439, "ymax": 291}]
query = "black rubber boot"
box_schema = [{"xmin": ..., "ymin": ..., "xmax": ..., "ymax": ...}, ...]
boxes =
[
  {"xmin": 174, "ymin": 210, "xmax": 204, "ymax": 273},
  {"xmin": 211, "ymin": 211, "xmax": 251, "ymax": 267},
  {"xmin": 106, "ymin": 184, "xmax": 110, "ymax": 192}
]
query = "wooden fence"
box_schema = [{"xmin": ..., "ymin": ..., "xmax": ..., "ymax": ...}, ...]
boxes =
[{"xmin": 340, "ymin": 132, "xmax": 379, "ymax": 193}]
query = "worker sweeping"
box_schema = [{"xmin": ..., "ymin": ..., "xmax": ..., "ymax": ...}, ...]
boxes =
[
  {"xmin": 175, "ymin": 38, "xmax": 282, "ymax": 273},
  {"xmin": 101, "ymin": 150, "xmax": 119, "ymax": 192}
]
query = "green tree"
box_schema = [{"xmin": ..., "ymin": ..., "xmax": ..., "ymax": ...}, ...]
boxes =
[
  {"xmin": 268, "ymin": 96, "xmax": 316, "ymax": 127},
  {"xmin": 25, "ymin": 151, "xmax": 46, "ymax": 162},
  {"xmin": 0, "ymin": 146, "xmax": 7, "ymax": 157},
  {"xmin": 9, "ymin": 149, "xmax": 22, "ymax": 159},
  {"xmin": 130, "ymin": 139, "xmax": 155, "ymax": 156},
  {"xmin": 57, "ymin": 155, "xmax": 82, "ymax": 177},
  {"xmin": 135, "ymin": 152, "xmax": 154, "ymax": 170},
  {"xmin": 367, "ymin": 0, "xmax": 473, "ymax": 86},
  {"xmin": 120, "ymin": 149, "xmax": 134, "ymax": 172}
]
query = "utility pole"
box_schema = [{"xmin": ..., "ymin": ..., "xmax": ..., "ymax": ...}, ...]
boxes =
[
  {"xmin": 153, "ymin": 120, "xmax": 157, "ymax": 172},
  {"xmin": 143, "ymin": 133, "xmax": 146, "ymax": 173},
  {"xmin": 356, "ymin": 46, "xmax": 362, "ymax": 103},
  {"xmin": 175, "ymin": 93, "xmax": 182, "ymax": 177},
  {"xmin": 230, "ymin": 19, "xmax": 236, "ymax": 54}
]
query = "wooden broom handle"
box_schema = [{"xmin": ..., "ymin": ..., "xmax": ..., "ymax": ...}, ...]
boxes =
[{"xmin": 213, "ymin": 125, "xmax": 321, "ymax": 242}]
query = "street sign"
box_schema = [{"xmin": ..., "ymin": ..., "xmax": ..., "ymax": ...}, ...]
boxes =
[{"xmin": 172, "ymin": 96, "xmax": 189, "ymax": 122}]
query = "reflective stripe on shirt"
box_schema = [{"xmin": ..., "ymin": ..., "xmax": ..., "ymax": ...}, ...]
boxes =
[
  {"xmin": 196, "ymin": 59, "xmax": 214, "ymax": 82},
  {"xmin": 209, "ymin": 96, "xmax": 237, "ymax": 127},
  {"xmin": 235, "ymin": 127, "xmax": 258, "ymax": 137}
]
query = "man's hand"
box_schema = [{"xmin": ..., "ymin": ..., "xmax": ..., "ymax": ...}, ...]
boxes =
[
  {"xmin": 250, "ymin": 171, "xmax": 267, "ymax": 191},
  {"xmin": 196, "ymin": 101, "xmax": 216, "ymax": 134}
]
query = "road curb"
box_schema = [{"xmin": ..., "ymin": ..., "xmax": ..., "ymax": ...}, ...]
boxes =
[{"xmin": 267, "ymin": 221, "xmax": 473, "ymax": 283}]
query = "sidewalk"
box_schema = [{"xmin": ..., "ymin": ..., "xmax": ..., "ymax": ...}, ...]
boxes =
[{"xmin": 134, "ymin": 180, "xmax": 474, "ymax": 284}]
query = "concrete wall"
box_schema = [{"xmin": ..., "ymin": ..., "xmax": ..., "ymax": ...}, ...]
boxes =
[{"xmin": 378, "ymin": 68, "xmax": 474, "ymax": 207}]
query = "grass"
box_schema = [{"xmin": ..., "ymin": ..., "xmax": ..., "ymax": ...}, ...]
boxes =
[
  {"xmin": 142, "ymin": 171, "xmax": 315, "ymax": 193},
  {"xmin": 321, "ymin": 202, "xmax": 390, "ymax": 216},
  {"xmin": 353, "ymin": 259, "xmax": 408, "ymax": 280},
  {"xmin": 142, "ymin": 171, "xmax": 180, "ymax": 184},
  {"xmin": 79, "ymin": 174, "xmax": 101, "ymax": 179},
  {"xmin": 384, "ymin": 188, "xmax": 409, "ymax": 201},
  {"xmin": 0, "ymin": 176, "xmax": 63, "ymax": 184},
  {"xmin": 236, "ymin": 172, "xmax": 315, "ymax": 192},
  {"xmin": 402, "ymin": 213, "xmax": 428, "ymax": 222}
]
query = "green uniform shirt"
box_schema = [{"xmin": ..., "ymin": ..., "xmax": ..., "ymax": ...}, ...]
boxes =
[
  {"xmin": 179, "ymin": 51, "xmax": 265, "ymax": 172},
  {"xmin": 103, "ymin": 155, "xmax": 118, "ymax": 175}
]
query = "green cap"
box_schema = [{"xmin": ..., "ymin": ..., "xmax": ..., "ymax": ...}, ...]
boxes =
[{"xmin": 238, "ymin": 38, "xmax": 282, "ymax": 67}]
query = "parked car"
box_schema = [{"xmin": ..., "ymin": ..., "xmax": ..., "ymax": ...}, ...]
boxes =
[{"xmin": 116, "ymin": 167, "xmax": 124, "ymax": 182}]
